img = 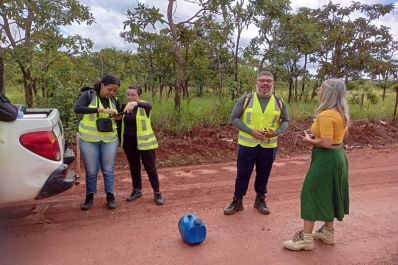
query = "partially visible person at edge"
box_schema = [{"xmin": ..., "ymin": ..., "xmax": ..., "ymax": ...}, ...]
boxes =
[
  {"xmin": 74, "ymin": 75, "xmax": 121, "ymax": 210},
  {"xmin": 119, "ymin": 84, "xmax": 164, "ymax": 205},
  {"xmin": 224, "ymin": 71, "xmax": 289, "ymax": 215},
  {"xmin": 0, "ymin": 94, "xmax": 18, "ymax": 122},
  {"xmin": 283, "ymin": 78, "xmax": 350, "ymax": 251}
]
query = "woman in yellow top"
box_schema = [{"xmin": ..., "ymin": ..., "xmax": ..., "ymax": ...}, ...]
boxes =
[{"xmin": 283, "ymin": 78, "xmax": 350, "ymax": 251}]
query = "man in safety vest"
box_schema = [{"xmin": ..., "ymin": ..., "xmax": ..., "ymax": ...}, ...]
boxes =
[{"xmin": 224, "ymin": 71, "xmax": 289, "ymax": 215}]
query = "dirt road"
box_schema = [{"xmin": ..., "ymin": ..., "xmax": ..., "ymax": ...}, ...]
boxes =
[{"xmin": 1, "ymin": 147, "xmax": 398, "ymax": 265}]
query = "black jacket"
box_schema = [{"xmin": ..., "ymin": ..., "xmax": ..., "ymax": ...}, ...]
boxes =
[{"xmin": 0, "ymin": 95, "xmax": 18, "ymax": 122}]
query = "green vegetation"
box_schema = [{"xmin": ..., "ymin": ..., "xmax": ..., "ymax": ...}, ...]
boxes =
[
  {"xmin": 6, "ymin": 80, "xmax": 397, "ymax": 140},
  {"xmin": 1, "ymin": 1, "xmax": 398, "ymax": 141}
]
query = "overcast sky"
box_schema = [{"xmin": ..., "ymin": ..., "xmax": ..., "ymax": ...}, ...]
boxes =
[{"xmin": 61, "ymin": 0, "xmax": 398, "ymax": 51}]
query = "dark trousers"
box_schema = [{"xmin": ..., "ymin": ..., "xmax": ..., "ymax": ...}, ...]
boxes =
[
  {"xmin": 123, "ymin": 135, "xmax": 160, "ymax": 192},
  {"xmin": 234, "ymin": 145, "xmax": 277, "ymax": 198}
]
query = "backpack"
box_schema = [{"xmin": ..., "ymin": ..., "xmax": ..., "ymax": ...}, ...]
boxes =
[
  {"xmin": 242, "ymin": 92, "xmax": 284, "ymax": 121},
  {"xmin": 78, "ymin": 87, "xmax": 117, "ymax": 106},
  {"xmin": 78, "ymin": 87, "xmax": 95, "ymax": 102}
]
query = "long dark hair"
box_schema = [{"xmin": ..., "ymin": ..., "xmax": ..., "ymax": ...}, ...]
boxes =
[{"xmin": 93, "ymin": 75, "xmax": 120, "ymax": 94}]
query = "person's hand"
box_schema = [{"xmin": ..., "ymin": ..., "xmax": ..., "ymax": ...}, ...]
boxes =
[
  {"xmin": 302, "ymin": 129, "xmax": 314, "ymax": 146},
  {"xmin": 114, "ymin": 114, "xmax": 123, "ymax": 121},
  {"xmin": 124, "ymin": 101, "xmax": 138, "ymax": 113},
  {"xmin": 264, "ymin": 128, "xmax": 278, "ymax": 138},
  {"xmin": 252, "ymin": 129, "xmax": 266, "ymax": 139},
  {"xmin": 102, "ymin": 108, "xmax": 117, "ymax": 116}
]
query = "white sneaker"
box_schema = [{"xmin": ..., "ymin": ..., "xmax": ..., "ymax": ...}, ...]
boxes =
[
  {"xmin": 313, "ymin": 225, "xmax": 335, "ymax": 245},
  {"xmin": 283, "ymin": 230, "xmax": 314, "ymax": 251}
]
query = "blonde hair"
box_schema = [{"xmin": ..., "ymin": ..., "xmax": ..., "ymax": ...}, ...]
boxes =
[{"xmin": 315, "ymin": 78, "xmax": 350, "ymax": 127}]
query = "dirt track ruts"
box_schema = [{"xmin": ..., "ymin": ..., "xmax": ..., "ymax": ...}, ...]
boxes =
[{"xmin": 1, "ymin": 147, "xmax": 398, "ymax": 265}]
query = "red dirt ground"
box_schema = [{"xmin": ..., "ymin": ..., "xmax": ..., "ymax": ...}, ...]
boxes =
[{"xmin": 0, "ymin": 120, "xmax": 398, "ymax": 264}]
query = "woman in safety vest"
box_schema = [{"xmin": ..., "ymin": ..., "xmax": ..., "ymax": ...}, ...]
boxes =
[
  {"xmin": 283, "ymin": 79, "xmax": 350, "ymax": 251},
  {"xmin": 120, "ymin": 84, "xmax": 164, "ymax": 205},
  {"xmin": 75, "ymin": 74, "xmax": 121, "ymax": 210}
]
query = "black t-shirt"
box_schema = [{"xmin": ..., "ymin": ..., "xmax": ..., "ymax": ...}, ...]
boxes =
[{"xmin": 121, "ymin": 102, "xmax": 152, "ymax": 137}]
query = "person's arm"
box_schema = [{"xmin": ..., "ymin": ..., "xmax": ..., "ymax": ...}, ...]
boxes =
[
  {"xmin": 231, "ymin": 95, "xmax": 252, "ymax": 134},
  {"xmin": 274, "ymin": 100, "xmax": 289, "ymax": 135},
  {"xmin": 303, "ymin": 114, "xmax": 333, "ymax": 148},
  {"xmin": 0, "ymin": 95, "xmax": 18, "ymax": 122},
  {"xmin": 137, "ymin": 101, "xmax": 152, "ymax": 116}
]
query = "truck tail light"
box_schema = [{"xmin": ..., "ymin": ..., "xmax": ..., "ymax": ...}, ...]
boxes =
[{"xmin": 20, "ymin": 131, "xmax": 61, "ymax": 161}]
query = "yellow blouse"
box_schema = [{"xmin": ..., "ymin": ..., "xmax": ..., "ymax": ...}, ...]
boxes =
[{"xmin": 310, "ymin": 109, "xmax": 347, "ymax": 145}]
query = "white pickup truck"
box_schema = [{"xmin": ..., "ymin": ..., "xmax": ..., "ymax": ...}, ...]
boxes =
[{"xmin": 0, "ymin": 107, "xmax": 75, "ymax": 204}]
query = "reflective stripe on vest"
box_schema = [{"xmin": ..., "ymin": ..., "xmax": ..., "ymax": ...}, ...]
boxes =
[
  {"xmin": 78, "ymin": 94, "xmax": 118, "ymax": 143},
  {"xmin": 238, "ymin": 93, "xmax": 281, "ymax": 148},
  {"xmin": 120, "ymin": 101, "xmax": 158, "ymax": 150}
]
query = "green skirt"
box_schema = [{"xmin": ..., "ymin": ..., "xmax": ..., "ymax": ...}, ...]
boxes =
[{"xmin": 301, "ymin": 146, "xmax": 349, "ymax": 222}]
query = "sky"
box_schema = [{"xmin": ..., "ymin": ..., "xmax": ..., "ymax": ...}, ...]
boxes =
[{"xmin": 61, "ymin": 0, "xmax": 398, "ymax": 52}]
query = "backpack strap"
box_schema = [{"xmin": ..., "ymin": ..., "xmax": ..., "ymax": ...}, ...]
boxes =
[
  {"xmin": 274, "ymin": 95, "xmax": 283, "ymax": 112},
  {"xmin": 243, "ymin": 92, "xmax": 252, "ymax": 111},
  {"xmin": 274, "ymin": 95, "xmax": 284, "ymax": 122}
]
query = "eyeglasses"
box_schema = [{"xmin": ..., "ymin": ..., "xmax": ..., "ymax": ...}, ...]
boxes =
[{"xmin": 257, "ymin": 79, "xmax": 273, "ymax": 84}]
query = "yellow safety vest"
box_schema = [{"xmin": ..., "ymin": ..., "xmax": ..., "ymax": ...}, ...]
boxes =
[
  {"xmin": 121, "ymin": 101, "xmax": 158, "ymax": 150},
  {"xmin": 78, "ymin": 94, "xmax": 118, "ymax": 143},
  {"xmin": 238, "ymin": 93, "xmax": 281, "ymax": 148}
]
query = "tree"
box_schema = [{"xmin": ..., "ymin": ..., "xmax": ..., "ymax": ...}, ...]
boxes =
[
  {"xmin": 122, "ymin": 0, "xmax": 228, "ymax": 111},
  {"xmin": 312, "ymin": 2, "xmax": 395, "ymax": 80},
  {"xmin": 0, "ymin": 0, "xmax": 94, "ymax": 107},
  {"xmin": 225, "ymin": 0, "xmax": 254, "ymax": 99}
]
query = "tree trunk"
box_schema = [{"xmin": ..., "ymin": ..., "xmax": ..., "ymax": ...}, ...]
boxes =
[
  {"xmin": 333, "ymin": 38, "xmax": 343, "ymax": 77},
  {"xmin": 299, "ymin": 54, "xmax": 308, "ymax": 101},
  {"xmin": 0, "ymin": 54, "xmax": 4, "ymax": 96},
  {"xmin": 159, "ymin": 76, "xmax": 164, "ymax": 101},
  {"xmin": 18, "ymin": 63, "xmax": 34, "ymax": 107},
  {"xmin": 167, "ymin": 0, "xmax": 183, "ymax": 112},
  {"xmin": 311, "ymin": 79, "xmax": 320, "ymax": 100},
  {"xmin": 382, "ymin": 75, "xmax": 387, "ymax": 101}
]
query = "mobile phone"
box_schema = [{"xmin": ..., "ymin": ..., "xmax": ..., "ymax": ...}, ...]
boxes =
[{"xmin": 117, "ymin": 111, "xmax": 125, "ymax": 115}]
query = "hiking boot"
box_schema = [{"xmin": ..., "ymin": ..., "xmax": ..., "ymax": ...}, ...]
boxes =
[
  {"xmin": 253, "ymin": 195, "xmax": 270, "ymax": 215},
  {"xmin": 154, "ymin": 192, "xmax": 164, "ymax": 205},
  {"xmin": 283, "ymin": 230, "xmax": 314, "ymax": 251},
  {"xmin": 80, "ymin": 193, "xmax": 94, "ymax": 211},
  {"xmin": 223, "ymin": 196, "xmax": 243, "ymax": 215},
  {"xmin": 126, "ymin": 189, "xmax": 143, "ymax": 202},
  {"xmin": 313, "ymin": 225, "xmax": 335, "ymax": 245},
  {"xmin": 106, "ymin": 192, "xmax": 116, "ymax": 210}
]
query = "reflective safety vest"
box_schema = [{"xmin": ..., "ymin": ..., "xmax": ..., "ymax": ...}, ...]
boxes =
[
  {"xmin": 78, "ymin": 94, "xmax": 118, "ymax": 143},
  {"xmin": 238, "ymin": 93, "xmax": 282, "ymax": 148},
  {"xmin": 121, "ymin": 101, "xmax": 158, "ymax": 150}
]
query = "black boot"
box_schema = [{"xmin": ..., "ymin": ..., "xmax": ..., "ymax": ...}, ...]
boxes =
[
  {"xmin": 223, "ymin": 196, "xmax": 243, "ymax": 215},
  {"xmin": 106, "ymin": 192, "xmax": 116, "ymax": 210},
  {"xmin": 126, "ymin": 189, "xmax": 143, "ymax": 202},
  {"xmin": 253, "ymin": 195, "xmax": 270, "ymax": 215},
  {"xmin": 80, "ymin": 193, "xmax": 94, "ymax": 211},
  {"xmin": 154, "ymin": 192, "xmax": 164, "ymax": 205}
]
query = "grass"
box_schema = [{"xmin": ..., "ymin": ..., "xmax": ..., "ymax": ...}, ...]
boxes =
[{"xmin": 5, "ymin": 84, "xmax": 398, "ymax": 138}]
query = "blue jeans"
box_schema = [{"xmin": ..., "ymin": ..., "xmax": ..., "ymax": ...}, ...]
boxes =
[
  {"xmin": 234, "ymin": 145, "xmax": 277, "ymax": 198},
  {"xmin": 79, "ymin": 139, "xmax": 118, "ymax": 195}
]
